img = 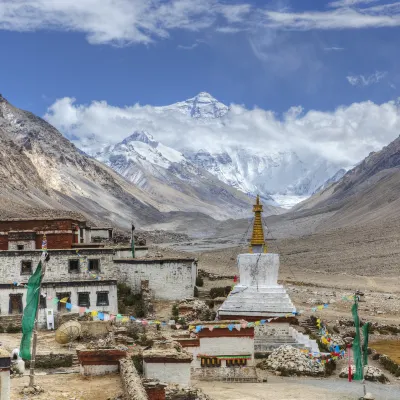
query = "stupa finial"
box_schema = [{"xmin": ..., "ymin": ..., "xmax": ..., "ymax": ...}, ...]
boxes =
[{"xmin": 250, "ymin": 195, "xmax": 267, "ymax": 253}]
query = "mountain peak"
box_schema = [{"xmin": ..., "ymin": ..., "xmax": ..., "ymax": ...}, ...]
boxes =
[
  {"xmin": 121, "ymin": 130, "xmax": 156, "ymax": 146},
  {"xmin": 168, "ymin": 92, "xmax": 228, "ymax": 119}
]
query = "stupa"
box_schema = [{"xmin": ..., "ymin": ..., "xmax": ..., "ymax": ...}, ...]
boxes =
[{"xmin": 218, "ymin": 195, "xmax": 296, "ymax": 321}]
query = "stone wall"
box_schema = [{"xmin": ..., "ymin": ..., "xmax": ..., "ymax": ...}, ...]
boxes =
[
  {"xmin": 191, "ymin": 365, "xmax": 257, "ymax": 382},
  {"xmin": 116, "ymin": 259, "xmax": 197, "ymax": 300},
  {"xmin": 143, "ymin": 361, "xmax": 191, "ymax": 386},
  {"xmin": 119, "ymin": 357, "xmax": 148, "ymax": 400},
  {"xmin": 25, "ymin": 353, "xmax": 73, "ymax": 369},
  {"xmin": 0, "ymin": 281, "xmax": 118, "ymax": 322},
  {"xmin": 0, "ymin": 315, "xmax": 22, "ymax": 330}
]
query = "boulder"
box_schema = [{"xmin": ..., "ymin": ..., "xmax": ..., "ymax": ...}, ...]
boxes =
[{"xmin": 339, "ymin": 365, "xmax": 389, "ymax": 383}]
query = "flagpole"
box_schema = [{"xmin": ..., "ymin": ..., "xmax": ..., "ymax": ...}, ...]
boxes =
[{"xmin": 29, "ymin": 237, "xmax": 48, "ymax": 387}]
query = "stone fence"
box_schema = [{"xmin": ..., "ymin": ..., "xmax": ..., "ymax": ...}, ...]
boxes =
[{"xmin": 119, "ymin": 357, "xmax": 148, "ymax": 400}]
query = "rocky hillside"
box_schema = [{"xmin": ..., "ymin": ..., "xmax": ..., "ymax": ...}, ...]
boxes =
[
  {"xmin": 0, "ymin": 94, "xmax": 278, "ymax": 230},
  {"xmin": 287, "ymin": 134, "xmax": 400, "ymax": 231}
]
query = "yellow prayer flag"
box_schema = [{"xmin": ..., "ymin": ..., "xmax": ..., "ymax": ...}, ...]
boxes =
[
  {"xmin": 91, "ymin": 310, "xmax": 98, "ymax": 316},
  {"xmin": 122, "ymin": 317, "xmax": 129, "ymax": 322},
  {"xmin": 59, "ymin": 297, "xmax": 69, "ymax": 303}
]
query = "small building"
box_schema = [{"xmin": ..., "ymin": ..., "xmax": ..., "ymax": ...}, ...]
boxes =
[
  {"xmin": 77, "ymin": 348, "xmax": 127, "ymax": 376},
  {"xmin": 0, "ymin": 217, "xmax": 114, "ymax": 250},
  {"xmin": 143, "ymin": 341, "xmax": 192, "ymax": 386},
  {"xmin": 177, "ymin": 321, "xmax": 257, "ymax": 382},
  {"xmin": 217, "ymin": 196, "xmax": 318, "ymax": 354}
]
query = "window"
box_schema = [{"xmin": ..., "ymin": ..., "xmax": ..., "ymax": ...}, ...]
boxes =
[
  {"xmin": 56, "ymin": 292, "xmax": 71, "ymax": 312},
  {"xmin": 68, "ymin": 259, "xmax": 80, "ymax": 273},
  {"xmin": 17, "ymin": 245, "xmax": 24, "ymax": 250},
  {"xmin": 88, "ymin": 259, "xmax": 100, "ymax": 272},
  {"xmin": 39, "ymin": 295, "xmax": 47, "ymax": 309},
  {"xmin": 96, "ymin": 291, "xmax": 109, "ymax": 306},
  {"xmin": 9, "ymin": 294, "xmax": 23, "ymax": 314},
  {"xmin": 200, "ymin": 357, "xmax": 221, "ymax": 368},
  {"xmin": 78, "ymin": 292, "xmax": 90, "ymax": 307},
  {"xmin": 21, "ymin": 260, "xmax": 32, "ymax": 275},
  {"xmin": 226, "ymin": 359, "xmax": 247, "ymax": 367}
]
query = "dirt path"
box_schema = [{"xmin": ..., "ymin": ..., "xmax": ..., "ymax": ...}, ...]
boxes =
[
  {"xmin": 10, "ymin": 373, "xmax": 123, "ymax": 400},
  {"xmin": 195, "ymin": 376, "xmax": 400, "ymax": 400}
]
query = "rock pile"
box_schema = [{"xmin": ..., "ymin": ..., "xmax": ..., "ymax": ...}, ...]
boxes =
[
  {"xmin": 20, "ymin": 385, "xmax": 45, "ymax": 395},
  {"xmin": 177, "ymin": 298, "xmax": 212, "ymax": 321},
  {"xmin": 260, "ymin": 345, "xmax": 325, "ymax": 376},
  {"xmin": 339, "ymin": 365, "xmax": 389, "ymax": 383},
  {"xmin": 166, "ymin": 385, "xmax": 212, "ymax": 400}
]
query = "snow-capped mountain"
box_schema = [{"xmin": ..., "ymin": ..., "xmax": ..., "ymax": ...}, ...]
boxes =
[
  {"xmin": 162, "ymin": 92, "xmax": 228, "ymax": 119},
  {"xmin": 74, "ymin": 92, "xmax": 346, "ymax": 208},
  {"xmin": 94, "ymin": 130, "xmax": 281, "ymax": 218}
]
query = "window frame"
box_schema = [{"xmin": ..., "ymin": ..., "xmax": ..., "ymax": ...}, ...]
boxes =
[
  {"xmin": 17, "ymin": 244, "xmax": 24, "ymax": 250},
  {"xmin": 56, "ymin": 292, "xmax": 71, "ymax": 312},
  {"xmin": 68, "ymin": 259, "xmax": 80, "ymax": 273},
  {"xmin": 200, "ymin": 357, "xmax": 221, "ymax": 368},
  {"xmin": 20, "ymin": 260, "xmax": 33, "ymax": 275},
  {"xmin": 39, "ymin": 294, "xmax": 47, "ymax": 309},
  {"xmin": 9, "ymin": 293, "xmax": 23, "ymax": 314},
  {"xmin": 88, "ymin": 259, "xmax": 100, "ymax": 272},
  {"xmin": 78, "ymin": 292, "xmax": 90, "ymax": 307},
  {"xmin": 96, "ymin": 291, "xmax": 109, "ymax": 306},
  {"xmin": 226, "ymin": 358, "xmax": 247, "ymax": 367}
]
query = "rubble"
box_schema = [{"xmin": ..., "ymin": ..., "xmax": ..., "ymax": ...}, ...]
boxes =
[
  {"xmin": 259, "ymin": 345, "xmax": 325, "ymax": 376},
  {"xmin": 339, "ymin": 365, "xmax": 389, "ymax": 383},
  {"xmin": 166, "ymin": 384, "xmax": 212, "ymax": 400},
  {"xmin": 143, "ymin": 340, "xmax": 192, "ymax": 361},
  {"xmin": 20, "ymin": 385, "xmax": 45, "ymax": 395},
  {"xmin": 176, "ymin": 298, "xmax": 213, "ymax": 321}
]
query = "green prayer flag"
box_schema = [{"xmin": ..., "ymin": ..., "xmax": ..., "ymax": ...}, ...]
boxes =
[
  {"xmin": 362, "ymin": 322, "xmax": 370, "ymax": 366},
  {"xmin": 352, "ymin": 302, "xmax": 363, "ymax": 380},
  {"xmin": 131, "ymin": 235, "xmax": 135, "ymax": 258},
  {"xmin": 20, "ymin": 261, "xmax": 42, "ymax": 360}
]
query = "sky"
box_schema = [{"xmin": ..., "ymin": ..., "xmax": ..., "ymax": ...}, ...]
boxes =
[{"xmin": 2, "ymin": 0, "xmax": 400, "ymax": 166}]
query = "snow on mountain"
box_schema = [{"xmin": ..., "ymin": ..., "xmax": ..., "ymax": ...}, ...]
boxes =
[
  {"xmin": 95, "ymin": 130, "xmax": 281, "ymax": 218},
  {"xmin": 76, "ymin": 92, "xmax": 346, "ymax": 209},
  {"xmin": 162, "ymin": 92, "xmax": 228, "ymax": 119}
]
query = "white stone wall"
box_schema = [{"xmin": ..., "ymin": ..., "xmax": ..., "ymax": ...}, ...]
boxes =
[
  {"xmin": 0, "ymin": 369, "xmax": 11, "ymax": 400},
  {"xmin": 8, "ymin": 240, "xmax": 36, "ymax": 251},
  {"xmin": 0, "ymin": 283, "xmax": 118, "ymax": 318},
  {"xmin": 0, "ymin": 251, "xmax": 196, "ymax": 304},
  {"xmin": 90, "ymin": 229, "xmax": 111, "ymax": 240},
  {"xmin": 237, "ymin": 253, "xmax": 279, "ymax": 287},
  {"xmin": 143, "ymin": 361, "xmax": 191, "ymax": 386},
  {"xmin": 189, "ymin": 336, "xmax": 254, "ymax": 369},
  {"xmin": 114, "ymin": 248, "xmax": 148, "ymax": 258},
  {"xmin": 80, "ymin": 364, "xmax": 119, "ymax": 376},
  {"xmin": 255, "ymin": 323, "xmax": 290, "ymax": 337},
  {"xmin": 117, "ymin": 260, "xmax": 196, "ymax": 300}
]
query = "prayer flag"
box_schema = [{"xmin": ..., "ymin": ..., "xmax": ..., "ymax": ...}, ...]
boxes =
[{"xmin": 20, "ymin": 261, "xmax": 43, "ymax": 360}]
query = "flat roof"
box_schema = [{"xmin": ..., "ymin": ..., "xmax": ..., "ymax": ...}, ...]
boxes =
[{"xmin": 0, "ymin": 217, "xmax": 87, "ymax": 222}]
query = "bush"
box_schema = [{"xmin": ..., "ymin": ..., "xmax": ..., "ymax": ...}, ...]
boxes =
[
  {"xmin": 117, "ymin": 283, "xmax": 132, "ymax": 296},
  {"xmin": 171, "ymin": 304, "xmax": 179, "ymax": 320},
  {"xmin": 6, "ymin": 324, "xmax": 21, "ymax": 333},
  {"xmin": 132, "ymin": 355, "xmax": 143, "ymax": 375},
  {"xmin": 0, "ymin": 325, "xmax": 4, "ymax": 333},
  {"xmin": 138, "ymin": 333, "xmax": 153, "ymax": 347},
  {"xmin": 210, "ymin": 286, "xmax": 231, "ymax": 299},
  {"xmin": 194, "ymin": 286, "xmax": 199, "ymax": 298},
  {"xmin": 196, "ymin": 276, "xmax": 204, "ymax": 287}
]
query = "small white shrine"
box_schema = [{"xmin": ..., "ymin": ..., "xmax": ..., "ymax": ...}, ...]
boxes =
[{"xmin": 218, "ymin": 196, "xmax": 319, "ymax": 353}]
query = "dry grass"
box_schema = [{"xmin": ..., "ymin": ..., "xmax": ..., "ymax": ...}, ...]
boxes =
[{"xmin": 370, "ymin": 340, "xmax": 400, "ymax": 363}]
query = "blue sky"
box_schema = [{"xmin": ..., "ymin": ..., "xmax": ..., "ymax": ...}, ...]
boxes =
[{"xmin": 1, "ymin": 0, "xmax": 400, "ymax": 118}]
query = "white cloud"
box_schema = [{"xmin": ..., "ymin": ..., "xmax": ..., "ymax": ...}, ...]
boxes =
[
  {"xmin": 1, "ymin": 0, "xmax": 399, "ymax": 47},
  {"xmin": 0, "ymin": 0, "xmax": 251, "ymax": 45},
  {"xmin": 44, "ymin": 95, "xmax": 400, "ymax": 166},
  {"xmin": 177, "ymin": 43, "xmax": 198, "ymax": 50},
  {"xmin": 324, "ymin": 46, "xmax": 345, "ymax": 51},
  {"xmin": 328, "ymin": 0, "xmax": 378, "ymax": 8},
  {"xmin": 263, "ymin": 1, "xmax": 400, "ymax": 30},
  {"xmin": 346, "ymin": 71, "xmax": 387, "ymax": 86}
]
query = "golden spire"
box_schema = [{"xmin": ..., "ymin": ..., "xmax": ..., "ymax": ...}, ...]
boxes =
[{"xmin": 250, "ymin": 195, "xmax": 267, "ymax": 253}]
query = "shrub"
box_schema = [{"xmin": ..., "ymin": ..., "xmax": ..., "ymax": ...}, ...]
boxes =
[
  {"xmin": 171, "ymin": 304, "xmax": 179, "ymax": 320},
  {"xmin": 117, "ymin": 283, "xmax": 132, "ymax": 296},
  {"xmin": 194, "ymin": 286, "xmax": 199, "ymax": 298},
  {"xmin": 196, "ymin": 276, "xmax": 204, "ymax": 287},
  {"xmin": 132, "ymin": 354, "xmax": 143, "ymax": 375},
  {"xmin": 6, "ymin": 324, "xmax": 21, "ymax": 333},
  {"xmin": 209, "ymin": 286, "xmax": 231, "ymax": 299},
  {"xmin": 0, "ymin": 325, "xmax": 4, "ymax": 333}
]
